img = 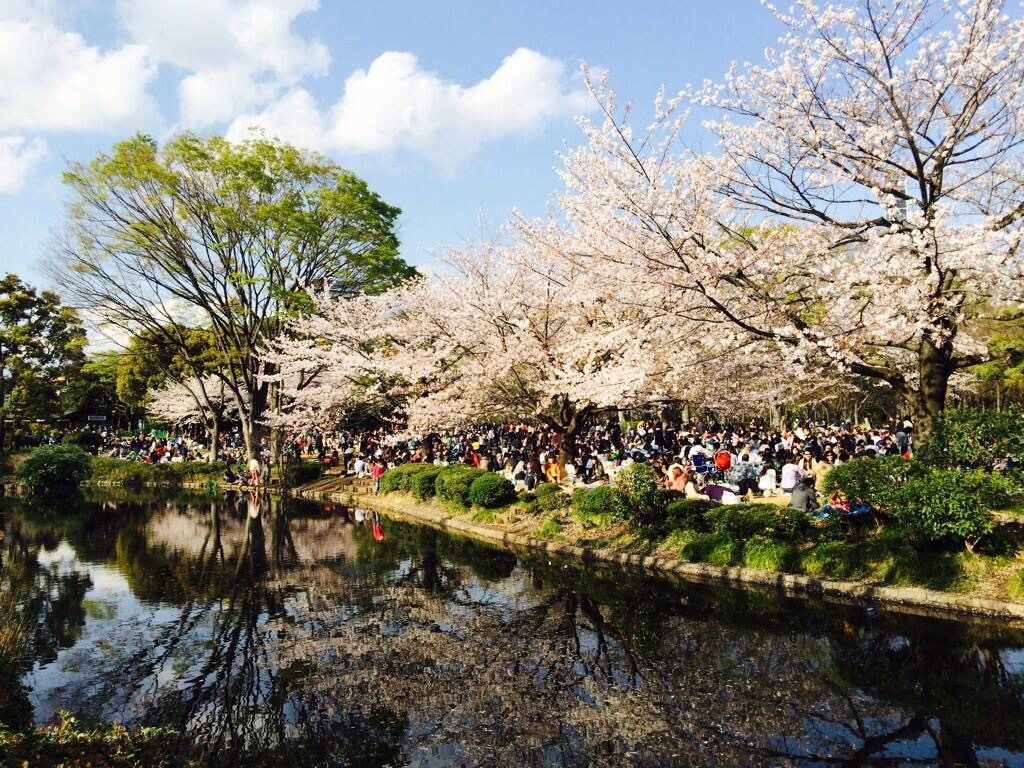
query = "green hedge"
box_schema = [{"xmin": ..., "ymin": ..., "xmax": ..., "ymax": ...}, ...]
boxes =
[
  {"xmin": 536, "ymin": 490, "xmax": 570, "ymax": 512},
  {"xmin": 533, "ymin": 483, "xmax": 561, "ymax": 498},
  {"xmin": 921, "ymin": 406, "xmax": 1024, "ymax": 470},
  {"xmin": 434, "ymin": 465, "xmax": 487, "ymax": 506},
  {"xmin": 664, "ymin": 498, "xmax": 715, "ymax": 531},
  {"xmin": 571, "ymin": 486, "xmax": 628, "ymax": 527},
  {"xmin": 378, "ymin": 464, "xmax": 517, "ymax": 509},
  {"xmin": 281, "ymin": 460, "xmax": 324, "ymax": 487},
  {"xmin": 379, "ymin": 463, "xmax": 435, "ymax": 493},
  {"xmin": 410, "ymin": 468, "xmax": 441, "ymax": 500},
  {"xmin": 88, "ymin": 457, "xmax": 228, "ymax": 487},
  {"xmin": 467, "ymin": 473, "xmax": 515, "ymax": 508},
  {"xmin": 821, "ymin": 455, "xmax": 911, "ymax": 508},
  {"xmin": 704, "ymin": 503, "xmax": 807, "ymax": 542},
  {"xmin": 16, "ymin": 447, "xmax": 92, "ymax": 493},
  {"xmin": 615, "ymin": 462, "xmax": 662, "ymax": 526},
  {"xmin": 890, "ymin": 467, "xmax": 1008, "ymax": 547},
  {"xmin": 822, "ymin": 454, "xmax": 1010, "ymax": 549}
]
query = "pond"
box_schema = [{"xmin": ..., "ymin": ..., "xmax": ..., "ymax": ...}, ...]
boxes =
[{"xmin": 1, "ymin": 490, "xmax": 1023, "ymax": 767}]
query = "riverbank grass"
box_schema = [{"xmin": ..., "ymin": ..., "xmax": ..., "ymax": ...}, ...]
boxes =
[{"xmin": 375, "ymin": 462, "xmax": 1024, "ymax": 604}]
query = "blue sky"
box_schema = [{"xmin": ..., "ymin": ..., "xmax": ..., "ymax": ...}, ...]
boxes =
[{"xmin": 0, "ymin": 1, "xmax": 787, "ymax": 287}]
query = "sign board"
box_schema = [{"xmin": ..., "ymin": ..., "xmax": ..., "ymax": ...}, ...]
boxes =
[{"xmin": 87, "ymin": 415, "xmax": 107, "ymax": 422}]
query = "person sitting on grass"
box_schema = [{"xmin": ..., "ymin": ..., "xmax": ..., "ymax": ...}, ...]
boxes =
[
  {"xmin": 728, "ymin": 454, "xmax": 759, "ymax": 498},
  {"xmin": 788, "ymin": 476, "xmax": 819, "ymax": 513},
  {"xmin": 780, "ymin": 453, "xmax": 803, "ymax": 494},
  {"xmin": 703, "ymin": 482, "xmax": 741, "ymax": 505},
  {"xmin": 757, "ymin": 462, "xmax": 778, "ymax": 496},
  {"xmin": 819, "ymin": 489, "xmax": 850, "ymax": 517},
  {"xmin": 666, "ymin": 464, "xmax": 689, "ymax": 492},
  {"xmin": 815, "ymin": 489, "xmax": 873, "ymax": 519}
]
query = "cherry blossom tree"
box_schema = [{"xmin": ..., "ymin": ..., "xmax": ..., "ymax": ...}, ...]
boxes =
[
  {"xmin": 147, "ymin": 375, "xmax": 239, "ymax": 455},
  {"xmin": 519, "ymin": 0, "xmax": 1024, "ymax": 441},
  {"xmin": 269, "ymin": 242, "xmax": 687, "ymax": 464}
]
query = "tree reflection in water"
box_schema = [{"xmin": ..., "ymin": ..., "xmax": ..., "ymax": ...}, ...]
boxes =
[{"xmin": 1, "ymin": 491, "xmax": 1022, "ymax": 767}]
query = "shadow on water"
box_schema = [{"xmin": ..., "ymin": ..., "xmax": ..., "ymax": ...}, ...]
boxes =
[{"xmin": 1, "ymin": 489, "xmax": 1023, "ymax": 767}]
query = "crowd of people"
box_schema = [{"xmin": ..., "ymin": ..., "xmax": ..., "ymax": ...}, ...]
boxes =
[
  {"xmin": 46, "ymin": 416, "xmax": 940, "ymax": 515},
  {"xmin": 41, "ymin": 427, "xmax": 250, "ymax": 465},
  {"xmin": 279, "ymin": 417, "xmax": 921, "ymax": 513}
]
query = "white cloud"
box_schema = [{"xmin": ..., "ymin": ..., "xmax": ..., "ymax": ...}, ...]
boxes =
[
  {"xmin": 228, "ymin": 48, "xmax": 591, "ymax": 169},
  {"xmin": 117, "ymin": 0, "xmax": 329, "ymax": 126},
  {"xmin": 0, "ymin": 17, "xmax": 157, "ymax": 133},
  {"xmin": 0, "ymin": 136, "xmax": 47, "ymax": 193}
]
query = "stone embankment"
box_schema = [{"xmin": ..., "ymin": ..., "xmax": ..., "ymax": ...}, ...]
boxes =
[{"xmin": 293, "ymin": 481, "xmax": 1024, "ymax": 624}]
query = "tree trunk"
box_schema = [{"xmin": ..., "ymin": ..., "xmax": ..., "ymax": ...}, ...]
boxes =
[
  {"xmin": 267, "ymin": 380, "xmax": 282, "ymax": 466},
  {"xmin": 542, "ymin": 395, "xmax": 592, "ymax": 471},
  {"xmin": 241, "ymin": 384, "xmax": 269, "ymax": 460},
  {"xmin": 207, "ymin": 414, "xmax": 220, "ymax": 462},
  {"xmin": 557, "ymin": 426, "xmax": 579, "ymax": 469},
  {"xmin": 911, "ymin": 339, "xmax": 952, "ymax": 448}
]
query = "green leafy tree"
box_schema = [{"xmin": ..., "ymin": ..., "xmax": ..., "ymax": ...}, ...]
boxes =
[
  {"xmin": 55, "ymin": 133, "xmax": 415, "ymax": 458},
  {"xmin": 0, "ymin": 275, "xmax": 86, "ymax": 450},
  {"xmin": 116, "ymin": 328, "xmax": 222, "ymax": 412},
  {"xmin": 60, "ymin": 352, "xmax": 139, "ymax": 431}
]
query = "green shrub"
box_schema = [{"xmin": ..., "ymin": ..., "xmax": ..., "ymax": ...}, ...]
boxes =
[
  {"xmin": 16, "ymin": 446, "xmax": 92, "ymax": 493},
  {"xmin": 743, "ymin": 536, "xmax": 799, "ymax": 572},
  {"xmin": 281, "ymin": 460, "xmax": 323, "ymax": 487},
  {"xmin": 820, "ymin": 455, "xmax": 911, "ymax": 509},
  {"xmin": 890, "ymin": 468, "xmax": 1007, "ymax": 547},
  {"xmin": 60, "ymin": 431, "xmax": 105, "ymax": 453},
  {"xmin": 533, "ymin": 482, "xmax": 561, "ymax": 498},
  {"xmin": 571, "ymin": 486, "xmax": 627, "ymax": 527},
  {"xmin": 90, "ymin": 457, "xmax": 158, "ymax": 485},
  {"xmin": 704, "ymin": 503, "xmax": 806, "ymax": 542},
  {"xmin": 814, "ymin": 511, "xmax": 855, "ymax": 543},
  {"xmin": 921, "ymin": 406, "xmax": 1024, "ymax": 470},
  {"xmin": 0, "ymin": 710, "xmax": 195, "ymax": 767},
  {"xmin": 168, "ymin": 460, "xmax": 227, "ymax": 478},
  {"xmin": 434, "ymin": 465, "xmax": 487, "ymax": 506},
  {"xmin": 680, "ymin": 532, "xmax": 743, "ymax": 565},
  {"xmin": 664, "ymin": 498, "xmax": 715, "ymax": 531},
  {"xmin": 379, "ymin": 463, "xmax": 435, "ymax": 493},
  {"xmin": 615, "ymin": 462, "xmax": 662, "ymax": 525},
  {"xmin": 410, "ymin": 468, "xmax": 441, "ymax": 500},
  {"xmin": 536, "ymin": 490, "xmax": 570, "ymax": 512},
  {"xmin": 657, "ymin": 488, "xmax": 684, "ymax": 507},
  {"xmin": 88, "ymin": 458, "xmax": 226, "ymax": 487},
  {"xmin": 467, "ymin": 472, "xmax": 516, "ymax": 508}
]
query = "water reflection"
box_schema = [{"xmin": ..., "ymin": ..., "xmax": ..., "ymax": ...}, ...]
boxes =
[{"xmin": 1, "ymin": 491, "xmax": 1023, "ymax": 767}]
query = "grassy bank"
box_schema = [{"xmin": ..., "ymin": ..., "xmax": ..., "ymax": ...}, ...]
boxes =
[
  {"xmin": 371, "ymin": 463, "xmax": 1024, "ymax": 605},
  {"xmin": 88, "ymin": 457, "xmax": 230, "ymax": 487}
]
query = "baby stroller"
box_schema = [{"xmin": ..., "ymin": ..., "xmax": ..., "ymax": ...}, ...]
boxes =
[{"xmin": 691, "ymin": 453, "xmax": 724, "ymax": 484}]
